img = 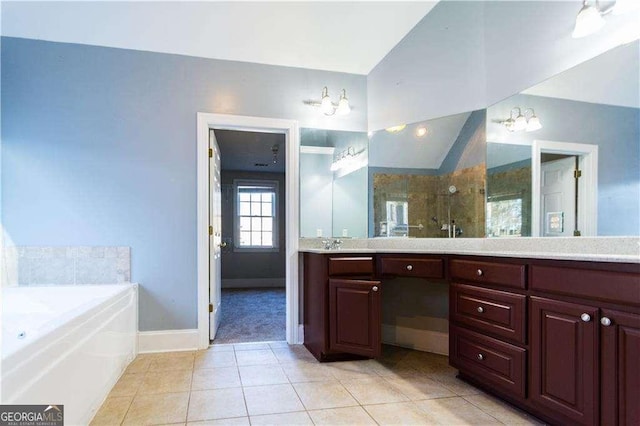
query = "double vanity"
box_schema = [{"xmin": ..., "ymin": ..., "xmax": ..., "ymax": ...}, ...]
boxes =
[{"xmin": 300, "ymin": 238, "xmax": 640, "ymax": 426}]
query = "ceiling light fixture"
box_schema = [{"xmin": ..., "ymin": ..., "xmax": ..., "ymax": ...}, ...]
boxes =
[
  {"xmin": 572, "ymin": 0, "xmax": 615, "ymax": 38},
  {"xmin": 416, "ymin": 127, "xmax": 428, "ymax": 137},
  {"xmin": 330, "ymin": 146, "xmax": 360, "ymax": 172},
  {"xmin": 271, "ymin": 144, "xmax": 279, "ymax": 164},
  {"xmin": 501, "ymin": 107, "xmax": 542, "ymax": 132},
  {"xmin": 310, "ymin": 87, "xmax": 351, "ymax": 116}
]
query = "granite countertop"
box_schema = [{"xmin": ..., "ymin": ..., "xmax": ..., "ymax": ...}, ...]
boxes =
[{"xmin": 298, "ymin": 237, "xmax": 640, "ymax": 264}]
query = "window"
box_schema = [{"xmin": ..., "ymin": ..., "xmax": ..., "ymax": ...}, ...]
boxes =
[
  {"xmin": 486, "ymin": 197, "xmax": 523, "ymax": 237},
  {"xmin": 234, "ymin": 180, "xmax": 278, "ymax": 250}
]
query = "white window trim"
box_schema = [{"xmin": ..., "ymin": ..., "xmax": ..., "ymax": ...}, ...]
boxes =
[{"xmin": 233, "ymin": 179, "xmax": 280, "ymax": 252}]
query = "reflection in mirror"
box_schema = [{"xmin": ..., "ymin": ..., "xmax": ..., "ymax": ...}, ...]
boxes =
[
  {"xmin": 299, "ymin": 128, "xmax": 368, "ymax": 238},
  {"xmin": 486, "ymin": 40, "xmax": 640, "ymax": 237},
  {"xmin": 369, "ymin": 110, "xmax": 487, "ymax": 238}
]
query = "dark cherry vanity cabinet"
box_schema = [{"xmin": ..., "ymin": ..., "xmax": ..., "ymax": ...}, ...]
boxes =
[{"xmin": 302, "ymin": 251, "xmax": 640, "ymax": 425}]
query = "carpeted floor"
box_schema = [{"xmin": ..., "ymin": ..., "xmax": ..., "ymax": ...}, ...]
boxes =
[{"xmin": 213, "ymin": 288, "xmax": 286, "ymax": 344}]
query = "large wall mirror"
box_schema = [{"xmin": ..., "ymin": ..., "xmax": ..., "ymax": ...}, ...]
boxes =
[
  {"xmin": 486, "ymin": 40, "xmax": 640, "ymax": 237},
  {"xmin": 299, "ymin": 128, "xmax": 368, "ymax": 238}
]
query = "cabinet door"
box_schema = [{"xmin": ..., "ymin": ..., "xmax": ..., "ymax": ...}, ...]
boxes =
[
  {"xmin": 600, "ymin": 309, "xmax": 640, "ymax": 426},
  {"xmin": 530, "ymin": 297, "xmax": 598, "ymax": 425},
  {"xmin": 329, "ymin": 279, "xmax": 381, "ymax": 358}
]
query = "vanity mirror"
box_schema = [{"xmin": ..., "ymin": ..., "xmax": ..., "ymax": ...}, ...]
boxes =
[
  {"xmin": 369, "ymin": 110, "xmax": 487, "ymax": 238},
  {"xmin": 486, "ymin": 40, "xmax": 640, "ymax": 237},
  {"xmin": 299, "ymin": 128, "xmax": 368, "ymax": 238}
]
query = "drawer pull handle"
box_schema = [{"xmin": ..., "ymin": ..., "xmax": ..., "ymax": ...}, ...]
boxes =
[
  {"xmin": 477, "ymin": 306, "xmax": 484, "ymax": 313},
  {"xmin": 372, "ymin": 286, "xmax": 379, "ymax": 292},
  {"xmin": 601, "ymin": 317, "xmax": 612, "ymax": 327},
  {"xmin": 581, "ymin": 313, "xmax": 591, "ymax": 322},
  {"xmin": 477, "ymin": 353, "xmax": 484, "ymax": 361},
  {"xmin": 406, "ymin": 265, "xmax": 413, "ymax": 271},
  {"xmin": 476, "ymin": 269, "xmax": 483, "ymax": 277}
]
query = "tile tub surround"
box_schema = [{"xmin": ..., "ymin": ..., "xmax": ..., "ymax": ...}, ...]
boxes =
[
  {"xmin": 298, "ymin": 236, "xmax": 640, "ymax": 263},
  {"xmin": 3, "ymin": 246, "xmax": 131, "ymax": 286},
  {"xmin": 91, "ymin": 343, "xmax": 542, "ymax": 425}
]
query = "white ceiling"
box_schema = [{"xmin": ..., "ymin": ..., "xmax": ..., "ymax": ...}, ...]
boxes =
[{"xmin": 0, "ymin": 1, "xmax": 439, "ymax": 75}]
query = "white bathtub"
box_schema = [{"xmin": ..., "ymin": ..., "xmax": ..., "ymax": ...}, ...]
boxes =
[{"xmin": 1, "ymin": 284, "xmax": 137, "ymax": 425}]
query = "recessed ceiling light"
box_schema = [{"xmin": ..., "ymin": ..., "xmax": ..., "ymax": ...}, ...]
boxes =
[{"xmin": 416, "ymin": 127, "xmax": 427, "ymax": 137}]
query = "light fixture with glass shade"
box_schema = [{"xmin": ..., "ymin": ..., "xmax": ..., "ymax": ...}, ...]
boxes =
[
  {"xmin": 572, "ymin": 0, "xmax": 616, "ymax": 38},
  {"xmin": 309, "ymin": 87, "xmax": 351, "ymax": 116},
  {"xmin": 501, "ymin": 107, "xmax": 542, "ymax": 132}
]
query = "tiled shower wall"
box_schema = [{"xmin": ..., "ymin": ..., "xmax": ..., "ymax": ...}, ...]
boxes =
[{"xmin": 3, "ymin": 246, "xmax": 131, "ymax": 286}]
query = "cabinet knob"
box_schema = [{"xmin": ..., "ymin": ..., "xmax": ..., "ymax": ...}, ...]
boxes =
[
  {"xmin": 581, "ymin": 313, "xmax": 591, "ymax": 322},
  {"xmin": 372, "ymin": 286, "xmax": 379, "ymax": 292},
  {"xmin": 476, "ymin": 269, "xmax": 483, "ymax": 277},
  {"xmin": 406, "ymin": 265, "xmax": 413, "ymax": 271},
  {"xmin": 601, "ymin": 317, "xmax": 612, "ymax": 327},
  {"xmin": 477, "ymin": 353, "xmax": 484, "ymax": 361},
  {"xmin": 477, "ymin": 306, "xmax": 484, "ymax": 313}
]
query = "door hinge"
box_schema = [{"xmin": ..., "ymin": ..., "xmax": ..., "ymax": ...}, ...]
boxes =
[
  {"xmin": 209, "ymin": 226, "xmax": 213, "ymax": 236},
  {"xmin": 574, "ymin": 169, "xmax": 582, "ymax": 179},
  {"xmin": 209, "ymin": 303, "xmax": 213, "ymax": 313},
  {"xmin": 209, "ymin": 148, "xmax": 213, "ymax": 158}
]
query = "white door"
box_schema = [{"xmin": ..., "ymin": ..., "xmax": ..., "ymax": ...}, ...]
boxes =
[
  {"xmin": 209, "ymin": 130, "xmax": 222, "ymax": 340},
  {"xmin": 540, "ymin": 156, "xmax": 576, "ymax": 237}
]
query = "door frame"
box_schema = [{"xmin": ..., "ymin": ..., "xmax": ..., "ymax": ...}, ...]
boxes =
[
  {"xmin": 196, "ymin": 113, "xmax": 300, "ymax": 350},
  {"xmin": 531, "ymin": 140, "xmax": 598, "ymax": 237}
]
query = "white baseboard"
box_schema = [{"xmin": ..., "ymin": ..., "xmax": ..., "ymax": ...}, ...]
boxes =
[
  {"xmin": 138, "ymin": 329, "xmax": 200, "ymax": 353},
  {"xmin": 382, "ymin": 324, "xmax": 449, "ymax": 356},
  {"xmin": 297, "ymin": 324, "xmax": 304, "ymax": 344},
  {"xmin": 222, "ymin": 278, "xmax": 286, "ymax": 288}
]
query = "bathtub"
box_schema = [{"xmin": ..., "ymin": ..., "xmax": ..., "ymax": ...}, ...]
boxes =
[{"xmin": 1, "ymin": 284, "xmax": 137, "ymax": 425}]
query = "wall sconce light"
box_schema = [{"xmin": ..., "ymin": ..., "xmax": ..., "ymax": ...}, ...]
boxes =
[
  {"xmin": 501, "ymin": 107, "xmax": 542, "ymax": 132},
  {"xmin": 310, "ymin": 87, "xmax": 350, "ymax": 116},
  {"xmin": 572, "ymin": 0, "xmax": 616, "ymax": 38},
  {"xmin": 330, "ymin": 146, "xmax": 361, "ymax": 171}
]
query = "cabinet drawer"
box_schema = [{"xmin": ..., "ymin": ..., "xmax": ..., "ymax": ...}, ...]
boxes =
[
  {"xmin": 531, "ymin": 265, "xmax": 640, "ymax": 307},
  {"xmin": 450, "ymin": 259, "xmax": 526, "ymax": 289},
  {"xmin": 380, "ymin": 257, "xmax": 444, "ymax": 279},
  {"xmin": 328, "ymin": 257, "xmax": 374, "ymax": 276},
  {"xmin": 450, "ymin": 325, "xmax": 526, "ymax": 398},
  {"xmin": 450, "ymin": 283, "xmax": 526, "ymax": 344}
]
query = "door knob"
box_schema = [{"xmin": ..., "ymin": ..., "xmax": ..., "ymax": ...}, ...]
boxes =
[
  {"xmin": 372, "ymin": 286, "xmax": 379, "ymax": 292},
  {"xmin": 581, "ymin": 313, "xmax": 591, "ymax": 322},
  {"xmin": 406, "ymin": 265, "xmax": 413, "ymax": 271},
  {"xmin": 219, "ymin": 242, "xmax": 227, "ymax": 248},
  {"xmin": 600, "ymin": 317, "xmax": 612, "ymax": 327}
]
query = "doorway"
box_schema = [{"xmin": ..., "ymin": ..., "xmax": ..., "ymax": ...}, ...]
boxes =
[
  {"xmin": 531, "ymin": 140, "xmax": 598, "ymax": 237},
  {"xmin": 196, "ymin": 113, "xmax": 300, "ymax": 350},
  {"xmin": 212, "ymin": 129, "xmax": 287, "ymax": 343}
]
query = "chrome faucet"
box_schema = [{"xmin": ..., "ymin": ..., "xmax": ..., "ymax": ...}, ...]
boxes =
[{"xmin": 322, "ymin": 239, "xmax": 343, "ymax": 250}]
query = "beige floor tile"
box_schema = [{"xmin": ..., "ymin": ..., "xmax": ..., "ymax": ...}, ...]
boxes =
[
  {"xmin": 150, "ymin": 352, "xmax": 195, "ymax": 371},
  {"xmin": 90, "ymin": 395, "xmax": 133, "ymax": 425},
  {"xmin": 195, "ymin": 351, "xmax": 237, "ymax": 369},
  {"xmin": 326, "ymin": 360, "xmax": 380, "ymax": 380},
  {"xmin": 268, "ymin": 341, "xmax": 290, "ymax": 349},
  {"xmin": 243, "ymin": 384, "xmax": 304, "ymax": 416},
  {"xmin": 238, "ymin": 364, "xmax": 289, "ymax": 386},
  {"xmin": 234, "ymin": 349, "xmax": 278, "ymax": 366},
  {"xmin": 384, "ymin": 375, "xmax": 456, "ymax": 401},
  {"xmin": 341, "ymin": 377, "xmax": 409, "ymax": 405},
  {"xmin": 427, "ymin": 370, "xmax": 482, "ymax": 396},
  {"xmin": 368, "ymin": 359, "xmax": 421, "ymax": 378},
  {"xmin": 364, "ymin": 401, "xmax": 436, "ymax": 425},
  {"xmin": 308, "ymin": 406, "xmax": 378, "ymax": 426},
  {"xmin": 187, "ymin": 388, "xmax": 247, "ymax": 422},
  {"xmin": 192, "ymin": 367, "xmax": 241, "ymax": 390},
  {"xmin": 249, "ymin": 411, "xmax": 313, "ymax": 425},
  {"xmin": 233, "ymin": 342, "xmax": 271, "ymax": 351},
  {"xmin": 282, "ymin": 363, "xmax": 337, "ymax": 383},
  {"xmin": 415, "ymin": 396, "xmax": 500, "ymax": 425},
  {"xmin": 205, "ymin": 344, "xmax": 236, "ymax": 353},
  {"xmin": 138, "ymin": 369, "xmax": 192, "ymax": 394},
  {"xmin": 126, "ymin": 355, "xmax": 153, "ymax": 374},
  {"xmin": 293, "ymin": 382, "xmax": 359, "ymax": 410},
  {"xmin": 271, "ymin": 347, "xmax": 317, "ymax": 364},
  {"xmin": 187, "ymin": 417, "xmax": 249, "ymax": 425},
  {"xmin": 123, "ymin": 392, "xmax": 189, "ymax": 425},
  {"xmin": 109, "ymin": 373, "xmax": 144, "ymax": 397},
  {"xmin": 464, "ymin": 394, "xmax": 544, "ymax": 425}
]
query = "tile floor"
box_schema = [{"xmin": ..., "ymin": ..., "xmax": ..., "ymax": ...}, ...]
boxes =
[{"xmin": 91, "ymin": 343, "xmax": 543, "ymax": 425}]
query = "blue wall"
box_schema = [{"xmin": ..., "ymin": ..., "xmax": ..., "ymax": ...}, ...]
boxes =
[{"xmin": 1, "ymin": 37, "xmax": 367, "ymax": 331}]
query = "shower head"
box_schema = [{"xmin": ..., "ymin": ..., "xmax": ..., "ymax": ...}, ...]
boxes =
[{"xmin": 448, "ymin": 185, "xmax": 457, "ymax": 194}]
